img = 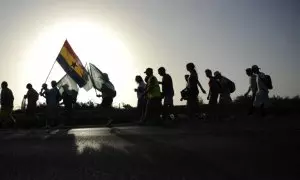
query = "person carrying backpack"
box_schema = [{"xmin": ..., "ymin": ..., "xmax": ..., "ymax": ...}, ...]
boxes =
[
  {"xmin": 24, "ymin": 83, "xmax": 39, "ymax": 116},
  {"xmin": 251, "ymin": 65, "xmax": 272, "ymax": 117},
  {"xmin": 214, "ymin": 71, "xmax": 233, "ymax": 104}
]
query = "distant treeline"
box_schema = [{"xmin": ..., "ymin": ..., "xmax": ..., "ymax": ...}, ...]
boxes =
[{"xmin": 14, "ymin": 95, "xmax": 300, "ymax": 113}]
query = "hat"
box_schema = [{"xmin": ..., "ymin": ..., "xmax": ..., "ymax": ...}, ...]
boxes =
[
  {"xmin": 251, "ymin": 65, "xmax": 260, "ymax": 70},
  {"xmin": 214, "ymin": 71, "xmax": 221, "ymax": 76},
  {"xmin": 144, "ymin": 68, "xmax": 153, "ymax": 74}
]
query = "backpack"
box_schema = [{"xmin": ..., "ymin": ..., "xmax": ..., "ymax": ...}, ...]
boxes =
[
  {"xmin": 261, "ymin": 74, "xmax": 273, "ymax": 90},
  {"xmin": 227, "ymin": 79, "xmax": 236, "ymax": 93},
  {"xmin": 32, "ymin": 90, "xmax": 39, "ymax": 102}
]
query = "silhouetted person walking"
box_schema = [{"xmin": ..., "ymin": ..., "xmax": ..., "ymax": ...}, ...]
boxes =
[
  {"xmin": 46, "ymin": 81, "xmax": 61, "ymax": 127},
  {"xmin": 61, "ymin": 84, "xmax": 73, "ymax": 125},
  {"xmin": 244, "ymin": 68, "xmax": 257, "ymax": 114},
  {"xmin": 205, "ymin": 69, "xmax": 220, "ymax": 105},
  {"xmin": 141, "ymin": 68, "xmax": 162, "ymax": 125},
  {"xmin": 135, "ymin": 75, "xmax": 146, "ymax": 121},
  {"xmin": 96, "ymin": 73, "xmax": 116, "ymax": 108},
  {"xmin": 158, "ymin": 67, "xmax": 175, "ymax": 120},
  {"xmin": 24, "ymin": 83, "xmax": 39, "ymax": 116},
  {"xmin": 214, "ymin": 71, "xmax": 233, "ymax": 104},
  {"xmin": 186, "ymin": 63, "xmax": 206, "ymax": 120},
  {"xmin": 0, "ymin": 81, "xmax": 16, "ymax": 128},
  {"xmin": 251, "ymin": 65, "xmax": 271, "ymax": 117},
  {"xmin": 205, "ymin": 69, "xmax": 220, "ymax": 121}
]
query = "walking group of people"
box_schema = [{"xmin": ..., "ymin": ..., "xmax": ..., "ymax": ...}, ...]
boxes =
[
  {"xmin": 134, "ymin": 67, "xmax": 175, "ymax": 125},
  {"xmin": 134, "ymin": 63, "xmax": 272, "ymax": 124},
  {"xmin": 0, "ymin": 74, "xmax": 117, "ymax": 128},
  {"xmin": 0, "ymin": 63, "xmax": 272, "ymax": 128},
  {"xmin": 0, "ymin": 80, "xmax": 77, "ymax": 128}
]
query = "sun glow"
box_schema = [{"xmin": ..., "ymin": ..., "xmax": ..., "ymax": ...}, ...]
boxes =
[{"xmin": 21, "ymin": 19, "xmax": 137, "ymax": 107}]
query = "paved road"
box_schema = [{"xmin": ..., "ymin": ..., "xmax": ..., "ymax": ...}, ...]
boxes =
[{"xmin": 0, "ymin": 126, "xmax": 299, "ymax": 180}]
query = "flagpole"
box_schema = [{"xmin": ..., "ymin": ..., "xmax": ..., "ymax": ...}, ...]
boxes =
[{"xmin": 44, "ymin": 59, "xmax": 57, "ymax": 83}]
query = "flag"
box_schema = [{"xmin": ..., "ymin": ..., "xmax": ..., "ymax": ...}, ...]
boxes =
[
  {"xmin": 83, "ymin": 64, "xmax": 93, "ymax": 92},
  {"xmin": 56, "ymin": 40, "xmax": 88, "ymax": 87},
  {"xmin": 89, "ymin": 63, "xmax": 105, "ymax": 91},
  {"xmin": 89, "ymin": 63, "xmax": 116, "ymax": 97},
  {"xmin": 57, "ymin": 74, "xmax": 79, "ymax": 95}
]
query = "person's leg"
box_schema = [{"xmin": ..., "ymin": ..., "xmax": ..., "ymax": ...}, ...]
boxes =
[
  {"xmin": 8, "ymin": 109, "xmax": 16, "ymax": 127},
  {"xmin": 141, "ymin": 100, "xmax": 150, "ymax": 124},
  {"xmin": 101, "ymin": 97, "xmax": 109, "ymax": 108},
  {"xmin": 157, "ymin": 98, "xmax": 163, "ymax": 124},
  {"xmin": 162, "ymin": 96, "xmax": 173, "ymax": 121},
  {"xmin": 0, "ymin": 109, "xmax": 7, "ymax": 128},
  {"xmin": 167, "ymin": 96, "xmax": 174, "ymax": 119},
  {"xmin": 260, "ymin": 103, "xmax": 266, "ymax": 117},
  {"xmin": 137, "ymin": 99, "xmax": 142, "ymax": 120},
  {"xmin": 248, "ymin": 93, "xmax": 256, "ymax": 115},
  {"xmin": 108, "ymin": 97, "xmax": 113, "ymax": 107},
  {"xmin": 187, "ymin": 98, "xmax": 193, "ymax": 120},
  {"xmin": 187, "ymin": 96, "xmax": 199, "ymax": 121}
]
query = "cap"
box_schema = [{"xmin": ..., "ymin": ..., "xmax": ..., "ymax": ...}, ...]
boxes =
[
  {"xmin": 214, "ymin": 71, "xmax": 221, "ymax": 76},
  {"xmin": 144, "ymin": 68, "xmax": 153, "ymax": 74},
  {"xmin": 251, "ymin": 65, "xmax": 260, "ymax": 70}
]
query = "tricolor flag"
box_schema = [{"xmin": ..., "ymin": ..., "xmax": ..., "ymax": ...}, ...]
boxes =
[{"xmin": 56, "ymin": 40, "xmax": 88, "ymax": 87}]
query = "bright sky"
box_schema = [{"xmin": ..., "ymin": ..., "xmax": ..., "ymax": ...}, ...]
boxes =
[{"xmin": 0, "ymin": 0, "xmax": 299, "ymax": 109}]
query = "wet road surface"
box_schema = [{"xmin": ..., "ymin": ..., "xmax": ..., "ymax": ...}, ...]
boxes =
[{"xmin": 0, "ymin": 126, "xmax": 299, "ymax": 180}]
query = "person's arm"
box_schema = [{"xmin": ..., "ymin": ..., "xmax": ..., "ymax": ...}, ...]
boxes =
[
  {"xmin": 141, "ymin": 77, "xmax": 154, "ymax": 97},
  {"xmin": 244, "ymin": 86, "xmax": 251, "ymax": 96},
  {"xmin": 24, "ymin": 90, "xmax": 29, "ymax": 99},
  {"xmin": 197, "ymin": 80, "xmax": 206, "ymax": 94},
  {"xmin": 207, "ymin": 90, "xmax": 211, "ymax": 100}
]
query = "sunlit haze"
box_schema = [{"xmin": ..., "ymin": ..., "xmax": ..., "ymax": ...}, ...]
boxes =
[{"xmin": 0, "ymin": 0, "xmax": 299, "ymax": 109}]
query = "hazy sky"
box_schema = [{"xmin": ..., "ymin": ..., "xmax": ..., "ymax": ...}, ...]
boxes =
[{"xmin": 0, "ymin": 0, "xmax": 299, "ymax": 108}]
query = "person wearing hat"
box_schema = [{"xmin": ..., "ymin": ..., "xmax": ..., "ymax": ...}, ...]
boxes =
[
  {"xmin": 251, "ymin": 65, "xmax": 270, "ymax": 116},
  {"xmin": 141, "ymin": 68, "xmax": 162, "ymax": 124},
  {"xmin": 24, "ymin": 83, "xmax": 39, "ymax": 116},
  {"xmin": 0, "ymin": 81, "xmax": 16, "ymax": 127}
]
